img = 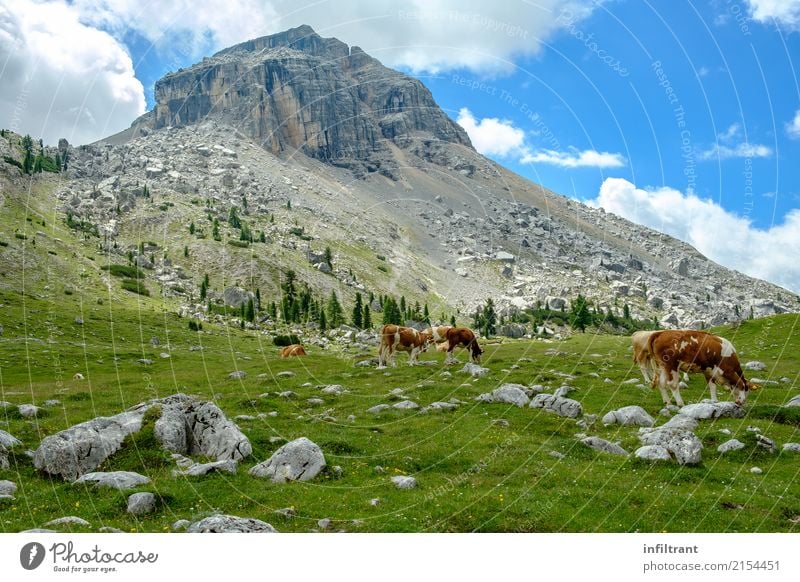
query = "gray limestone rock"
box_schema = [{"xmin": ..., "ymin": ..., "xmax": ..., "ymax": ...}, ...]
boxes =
[
  {"xmin": 45, "ymin": 516, "xmax": 91, "ymax": 527},
  {"xmin": 530, "ymin": 394, "xmax": 583, "ymax": 418},
  {"xmin": 602, "ymin": 405, "xmax": 654, "ymax": 427},
  {"xmin": 717, "ymin": 439, "xmax": 745, "ymax": 453},
  {"xmin": 638, "ymin": 428, "xmax": 703, "ymax": 465},
  {"xmin": 391, "ymin": 475, "xmax": 418, "ymax": 489},
  {"xmin": 679, "ymin": 401, "xmax": 745, "ymax": 420},
  {"xmin": 74, "ymin": 471, "xmax": 150, "ymax": 490},
  {"xmin": 187, "ymin": 514, "xmax": 277, "ymax": 533},
  {"xmin": 460, "ymin": 363, "xmax": 489, "ymax": 377},
  {"xmin": 249, "ymin": 437, "xmax": 326, "ymax": 483},
  {"xmin": 127, "ymin": 492, "xmax": 157, "ymax": 515},
  {"xmin": 635, "ymin": 445, "xmax": 672, "ymax": 461},
  {"xmin": 581, "ymin": 437, "xmax": 629, "ymax": 456}
]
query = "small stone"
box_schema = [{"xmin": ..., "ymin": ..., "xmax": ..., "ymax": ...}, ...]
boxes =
[
  {"xmin": 0, "ymin": 480, "xmax": 17, "ymax": 496},
  {"xmin": 392, "ymin": 400, "xmax": 419, "ymax": 410},
  {"xmin": 127, "ymin": 492, "xmax": 156, "ymax": 515},
  {"xmin": 367, "ymin": 404, "xmax": 390, "ymax": 414},
  {"xmin": 549, "ymin": 451, "xmax": 565, "ymax": 459},
  {"xmin": 276, "ymin": 371, "xmax": 294, "ymax": 378},
  {"xmin": 374, "ymin": 466, "xmax": 386, "ymax": 474},
  {"xmin": 743, "ymin": 361, "xmax": 766, "ymax": 371},
  {"xmin": 274, "ymin": 507, "xmax": 297, "ymax": 518},
  {"xmin": 74, "ymin": 471, "xmax": 150, "ymax": 490},
  {"xmin": 17, "ymin": 404, "xmax": 40, "ymax": 418},
  {"xmin": 750, "ymin": 467, "xmax": 763, "ymax": 474},
  {"xmin": 491, "ymin": 419, "xmax": 510, "ymax": 428},
  {"xmin": 781, "ymin": 443, "xmax": 800, "ymax": 452},
  {"xmin": 581, "ymin": 437, "xmax": 629, "ymax": 456},
  {"xmin": 45, "ymin": 516, "xmax": 91, "ymax": 527},
  {"xmin": 249, "ymin": 437, "xmax": 326, "ymax": 483},
  {"xmin": 317, "ymin": 518, "xmax": 331, "ymax": 530},
  {"xmin": 172, "ymin": 519, "xmax": 191, "ymax": 530},
  {"xmin": 391, "ymin": 475, "xmax": 417, "ymax": 489},
  {"xmin": 369, "ymin": 498, "xmax": 381, "ymax": 506},
  {"xmin": 717, "ymin": 439, "xmax": 745, "ymax": 453},
  {"xmin": 756, "ymin": 434, "xmax": 776, "ymax": 453},
  {"xmin": 229, "ymin": 370, "xmax": 247, "ymax": 379}
]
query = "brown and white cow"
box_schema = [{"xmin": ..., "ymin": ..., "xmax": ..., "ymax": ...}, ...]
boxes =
[
  {"xmin": 280, "ymin": 344, "xmax": 307, "ymax": 358},
  {"xmin": 648, "ymin": 330, "xmax": 756, "ymax": 407},
  {"xmin": 423, "ymin": 325, "xmax": 452, "ymax": 352},
  {"xmin": 444, "ymin": 326, "xmax": 483, "ymax": 364},
  {"xmin": 378, "ymin": 324, "xmax": 433, "ymax": 367}
]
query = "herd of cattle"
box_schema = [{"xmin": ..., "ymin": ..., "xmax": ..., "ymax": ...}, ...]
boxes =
[{"xmin": 279, "ymin": 324, "xmax": 758, "ymax": 407}]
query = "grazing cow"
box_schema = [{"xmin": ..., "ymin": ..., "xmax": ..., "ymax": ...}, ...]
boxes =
[
  {"xmin": 280, "ymin": 344, "xmax": 307, "ymax": 358},
  {"xmin": 424, "ymin": 325, "xmax": 452, "ymax": 352},
  {"xmin": 444, "ymin": 327, "xmax": 483, "ymax": 364},
  {"xmin": 378, "ymin": 325, "xmax": 432, "ymax": 367},
  {"xmin": 648, "ymin": 330, "xmax": 757, "ymax": 407},
  {"xmin": 632, "ymin": 330, "xmax": 657, "ymax": 383}
]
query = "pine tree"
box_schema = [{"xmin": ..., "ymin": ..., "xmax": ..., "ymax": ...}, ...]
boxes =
[
  {"xmin": 570, "ymin": 294, "xmax": 591, "ymax": 332},
  {"xmin": 362, "ymin": 303, "xmax": 372, "ymax": 329},
  {"xmin": 228, "ymin": 206, "xmax": 241, "ymax": 229},
  {"xmin": 183, "ymin": 245, "xmax": 189, "ymax": 257},
  {"xmin": 324, "ymin": 246, "xmax": 333, "ymax": 268},
  {"xmin": 400, "ymin": 296, "xmax": 406, "ymax": 315},
  {"xmin": 245, "ymin": 298, "xmax": 255, "ymax": 323},
  {"xmin": 318, "ymin": 307, "xmax": 327, "ymax": 332},
  {"xmin": 623, "ymin": 303, "xmax": 631, "ymax": 320},
  {"xmin": 352, "ymin": 292, "xmax": 363, "ymax": 328},
  {"xmin": 449, "ymin": 314, "xmax": 456, "ymax": 327},
  {"xmin": 189, "ymin": 221, "xmax": 195, "ymax": 235},
  {"xmin": 327, "ymin": 290, "xmax": 343, "ymax": 327},
  {"xmin": 21, "ymin": 135, "xmax": 33, "ymax": 174},
  {"xmin": 472, "ymin": 305, "xmax": 484, "ymax": 330},
  {"xmin": 255, "ymin": 288, "xmax": 261, "ymax": 311},
  {"xmin": 482, "ymin": 298, "xmax": 497, "ymax": 338},
  {"xmin": 212, "ymin": 219, "xmax": 220, "ymax": 241},
  {"xmin": 423, "ymin": 303, "xmax": 430, "ymax": 323},
  {"xmin": 282, "ymin": 270, "xmax": 297, "ymax": 301}
]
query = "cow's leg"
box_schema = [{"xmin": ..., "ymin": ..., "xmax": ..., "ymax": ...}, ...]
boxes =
[
  {"xmin": 669, "ymin": 369, "xmax": 685, "ymax": 407},
  {"xmin": 655, "ymin": 368, "xmax": 672, "ymax": 406},
  {"xmin": 408, "ymin": 347, "xmax": 419, "ymax": 366},
  {"xmin": 445, "ymin": 346, "xmax": 457, "ymax": 365},
  {"xmin": 377, "ymin": 343, "xmax": 387, "ymax": 368}
]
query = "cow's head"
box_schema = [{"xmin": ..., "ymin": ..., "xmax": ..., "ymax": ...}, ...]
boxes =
[
  {"xmin": 470, "ymin": 339, "xmax": 484, "ymax": 363},
  {"xmin": 733, "ymin": 378, "xmax": 759, "ymax": 406}
]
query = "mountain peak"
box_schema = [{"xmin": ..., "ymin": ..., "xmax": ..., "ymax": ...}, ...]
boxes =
[{"xmin": 139, "ymin": 26, "xmax": 471, "ymax": 178}]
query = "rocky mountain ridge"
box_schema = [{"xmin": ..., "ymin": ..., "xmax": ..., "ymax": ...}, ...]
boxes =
[{"xmin": 2, "ymin": 25, "xmax": 797, "ymax": 330}]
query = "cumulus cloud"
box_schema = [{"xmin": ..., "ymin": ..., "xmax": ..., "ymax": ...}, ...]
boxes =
[
  {"xmin": 520, "ymin": 148, "xmax": 625, "ymax": 168},
  {"xmin": 456, "ymin": 108, "xmax": 526, "ymax": 157},
  {"xmin": 698, "ymin": 123, "xmax": 772, "ymax": 160},
  {"xmin": 590, "ymin": 177, "xmax": 800, "ymax": 292},
  {"xmin": 786, "ymin": 109, "xmax": 800, "ymax": 139},
  {"xmin": 71, "ymin": 0, "xmax": 597, "ymax": 74},
  {"xmin": 457, "ymin": 107, "xmax": 626, "ymax": 169},
  {"xmin": 0, "ymin": 1, "xmax": 145, "ymax": 145},
  {"xmin": 746, "ymin": 0, "xmax": 800, "ymax": 29}
]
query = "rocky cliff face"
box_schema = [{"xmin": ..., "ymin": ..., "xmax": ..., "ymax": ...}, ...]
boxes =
[{"xmin": 139, "ymin": 25, "xmax": 470, "ymax": 179}]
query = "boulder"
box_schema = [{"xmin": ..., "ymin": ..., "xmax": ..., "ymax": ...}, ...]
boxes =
[
  {"xmin": 249, "ymin": 437, "xmax": 326, "ymax": 483},
  {"xmin": 424, "ymin": 402, "xmax": 458, "ymax": 412},
  {"xmin": 602, "ymin": 405, "xmax": 654, "ymax": 427},
  {"xmin": 127, "ymin": 492, "xmax": 157, "ymax": 515},
  {"xmin": 784, "ymin": 395, "xmax": 800, "ymax": 408},
  {"xmin": 18, "ymin": 404, "xmax": 41, "ymax": 418},
  {"xmin": 181, "ymin": 459, "xmax": 238, "ymax": 477},
  {"xmin": 482, "ymin": 385, "xmax": 530, "ymax": 407},
  {"xmin": 781, "ymin": 443, "xmax": 800, "ymax": 452},
  {"xmin": 634, "ymin": 445, "xmax": 672, "ymax": 461},
  {"xmin": 659, "ymin": 414, "xmax": 698, "ymax": 431},
  {"xmin": 74, "ymin": 471, "xmax": 150, "ymax": 490},
  {"xmin": 320, "ymin": 385, "xmax": 344, "ymax": 395},
  {"xmin": 185, "ymin": 401, "xmax": 252, "ymax": 461},
  {"xmin": 717, "ymin": 439, "xmax": 745, "ymax": 453},
  {"xmin": 367, "ymin": 404, "xmax": 390, "ymax": 414},
  {"xmin": 0, "ymin": 480, "xmax": 16, "ymax": 497},
  {"xmin": 460, "ymin": 363, "xmax": 489, "ymax": 377},
  {"xmin": 392, "ymin": 400, "xmax": 419, "ymax": 410},
  {"xmin": 33, "ymin": 410, "xmax": 146, "ymax": 480},
  {"xmin": 679, "ymin": 401, "xmax": 745, "ymax": 420},
  {"xmin": 0, "ymin": 430, "xmax": 22, "ymax": 450},
  {"xmin": 391, "ymin": 475, "xmax": 418, "ymax": 489},
  {"xmin": 228, "ymin": 370, "xmax": 247, "ymax": 380},
  {"xmin": 530, "ymin": 394, "xmax": 582, "ymax": 418},
  {"xmin": 581, "ymin": 437, "xmax": 629, "ymax": 456},
  {"xmin": 222, "ymin": 287, "xmax": 254, "ymax": 308},
  {"xmin": 187, "ymin": 515, "xmax": 277, "ymax": 533},
  {"xmin": 638, "ymin": 428, "xmax": 702, "ymax": 465}
]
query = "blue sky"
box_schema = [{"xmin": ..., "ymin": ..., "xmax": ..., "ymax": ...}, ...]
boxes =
[{"xmin": 1, "ymin": 0, "xmax": 799, "ymax": 291}]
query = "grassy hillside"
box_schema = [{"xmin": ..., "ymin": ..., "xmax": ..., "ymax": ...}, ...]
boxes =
[
  {"xmin": 1, "ymin": 169, "xmax": 798, "ymax": 534},
  {"xmin": 1, "ymin": 297, "xmax": 798, "ymax": 532}
]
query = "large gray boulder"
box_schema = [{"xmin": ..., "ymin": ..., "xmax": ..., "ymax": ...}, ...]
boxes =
[
  {"xmin": 659, "ymin": 414, "xmax": 699, "ymax": 431},
  {"xmin": 74, "ymin": 471, "xmax": 150, "ymax": 490},
  {"xmin": 249, "ymin": 437, "xmax": 326, "ymax": 483},
  {"xmin": 187, "ymin": 514, "xmax": 277, "ymax": 533},
  {"xmin": 0, "ymin": 430, "xmax": 22, "ymax": 449},
  {"xmin": 784, "ymin": 395, "xmax": 800, "ymax": 408},
  {"xmin": 581, "ymin": 437, "xmax": 629, "ymax": 456},
  {"xmin": 154, "ymin": 397, "xmax": 251, "ymax": 461},
  {"xmin": 639, "ymin": 428, "xmax": 703, "ymax": 465},
  {"xmin": 679, "ymin": 401, "xmax": 745, "ymax": 420},
  {"xmin": 0, "ymin": 480, "xmax": 17, "ymax": 497},
  {"xmin": 33, "ymin": 410, "xmax": 146, "ymax": 480},
  {"xmin": 530, "ymin": 394, "xmax": 582, "ymax": 418},
  {"xmin": 602, "ymin": 405, "xmax": 654, "ymax": 427},
  {"xmin": 635, "ymin": 445, "xmax": 673, "ymax": 461},
  {"xmin": 717, "ymin": 439, "xmax": 745, "ymax": 453}
]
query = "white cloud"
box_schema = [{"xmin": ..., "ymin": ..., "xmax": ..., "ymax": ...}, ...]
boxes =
[
  {"xmin": 590, "ymin": 177, "xmax": 800, "ymax": 292},
  {"xmin": 456, "ymin": 108, "xmax": 526, "ymax": 157},
  {"xmin": 520, "ymin": 148, "xmax": 626, "ymax": 168},
  {"xmin": 69, "ymin": 0, "xmax": 597, "ymax": 74},
  {"xmin": 699, "ymin": 143, "xmax": 773, "ymax": 160},
  {"xmin": 0, "ymin": 1, "xmax": 145, "ymax": 145},
  {"xmin": 786, "ymin": 109, "xmax": 800, "ymax": 139},
  {"xmin": 746, "ymin": 0, "xmax": 800, "ymax": 29},
  {"xmin": 457, "ymin": 107, "xmax": 626, "ymax": 169}
]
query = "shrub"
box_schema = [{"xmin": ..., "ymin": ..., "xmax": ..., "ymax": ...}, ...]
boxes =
[
  {"xmin": 227, "ymin": 239, "xmax": 249, "ymax": 248},
  {"xmin": 121, "ymin": 278, "xmax": 150, "ymax": 296},
  {"xmin": 101, "ymin": 264, "xmax": 144, "ymax": 278}
]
